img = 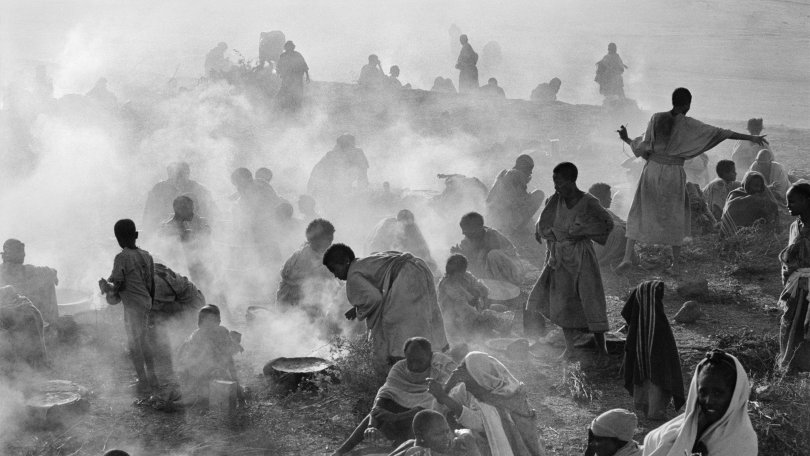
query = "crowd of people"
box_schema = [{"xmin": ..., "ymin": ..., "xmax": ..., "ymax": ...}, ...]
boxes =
[{"xmin": 2, "ymin": 23, "xmax": 804, "ymax": 456}]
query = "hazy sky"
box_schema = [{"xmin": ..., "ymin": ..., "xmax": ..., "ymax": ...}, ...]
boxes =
[{"xmin": 3, "ymin": 0, "xmax": 809, "ymax": 126}]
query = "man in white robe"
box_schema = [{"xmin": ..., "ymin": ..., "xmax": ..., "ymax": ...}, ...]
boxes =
[{"xmin": 616, "ymin": 88, "xmax": 767, "ymax": 272}]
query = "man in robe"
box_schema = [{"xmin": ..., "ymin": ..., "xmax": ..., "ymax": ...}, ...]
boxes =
[
  {"xmin": 702, "ymin": 160, "xmax": 740, "ymax": 220},
  {"xmin": 307, "ymin": 134, "xmax": 370, "ymax": 202},
  {"xmin": 366, "ymin": 210, "xmax": 438, "ymax": 274},
  {"xmin": 276, "ymin": 40, "xmax": 310, "ymax": 111},
  {"xmin": 322, "ymin": 244, "xmax": 448, "ymax": 368},
  {"xmin": 451, "ymin": 212, "xmax": 523, "ymax": 286},
  {"xmin": 731, "ymin": 118, "xmax": 767, "ymax": 172},
  {"xmin": 486, "ymin": 154, "xmax": 545, "ymax": 235},
  {"xmin": 0, "ymin": 239, "xmax": 58, "ymax": 325},
  {"xmin": 615, "ymin": 87, "xmax": 768, "ymax": 272},
  {"xmin": 531, "ymin": 78, "xmax": 561, "ymax": 103},
  {"xmin": 455, "ymin": 35, "xmax": 479, "ymax": 93},
  {"xmin": 588, "ymin": 183, "xmax": 629, "ymax": 267},
  {"xmin": 595, "ymin": 43, "xmax": 627, "ymax": 99},
  {"xmin": 526, "ymin": 162, "xmax": 613, "ymax": 363},
  {"xmin": 143, "ymin": 161, "xmax": 215, "ymax": 235},
  {"xmin": 358, "ymin": 55, "xmax": 386, "ymax": 90},
  {"xmin": 204, "ymin": 42, "xmax": 231, "ymax": 79},
  {"xmin": 479, "ymin": 78, "xmax": 505, "ymax": 98}
]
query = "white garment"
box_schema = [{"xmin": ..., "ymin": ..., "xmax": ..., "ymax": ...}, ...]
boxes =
[{"xmin": 642, "ymin": 354, "xmax": 757, "ymax": 456}]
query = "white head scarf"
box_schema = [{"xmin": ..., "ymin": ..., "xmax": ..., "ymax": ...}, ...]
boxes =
[
  {"xmin": 642, "ymin": 352, "xmax": 757, "ymax": 456},
  {"xmin": 463, "ymin": 351, "xmax": 522, "ymax": 396}
]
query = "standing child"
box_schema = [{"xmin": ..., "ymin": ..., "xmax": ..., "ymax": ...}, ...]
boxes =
[{"xmin": 98, "ymin": 219, "xmax": 158, "ymax": 394}]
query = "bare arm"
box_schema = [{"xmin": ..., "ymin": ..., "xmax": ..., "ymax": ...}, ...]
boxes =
[{"xmin": 729, "ymin": 131, "xmax": 768, "ymax": 146}]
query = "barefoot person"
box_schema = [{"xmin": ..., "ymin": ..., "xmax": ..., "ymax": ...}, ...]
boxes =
[
  {"xmin": 776, "ymin": 183, "xmax": 810, "ymax": 372},
  {"xmin": 525, "ymin": 162, "xmax": 613, "ymax": 362},
  {"xmin": 616, "ymin": 87, "xmax": 768, "ymax": 272}
]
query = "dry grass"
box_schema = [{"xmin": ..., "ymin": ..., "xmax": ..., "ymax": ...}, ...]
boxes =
[{"xmin": 554, "ymin": 362, "xmax": 602, "ymax": 404}]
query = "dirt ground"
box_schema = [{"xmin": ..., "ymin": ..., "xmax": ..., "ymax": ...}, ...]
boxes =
[{"xmin": 5, "ymin": 98, "xmax": 810, "ymax": 456}]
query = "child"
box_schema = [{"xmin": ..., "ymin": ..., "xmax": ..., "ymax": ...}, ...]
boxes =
[
  {"xmin": 585, "ymin": 409, "xmax": 641, "ymax": 456},
  {"xmin": 177, "ymin": 304, "xmax": 244, "ymax": 404},
  {"xmin": 98, "ymin": 219, "xmax": 158, "ymax": 394},
  {"xmin": 438, "ymin": 254, "xmax": 504, "ymax": 343},
  {"xmin": 702, "ymin": 160, "xmax": 740, "ymax": 220},
  {"xmin": 389, "ymin": 409, "xmax": 481, "ymax": 456}
]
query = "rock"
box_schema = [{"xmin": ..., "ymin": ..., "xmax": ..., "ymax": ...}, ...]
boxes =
[
  {"xmin": 676, "ymin": 279, "xmax": 709, "ymax": 297},
  {"xmin": 674, "ymin": 301, "xmax": 704, "ymax": 324}
]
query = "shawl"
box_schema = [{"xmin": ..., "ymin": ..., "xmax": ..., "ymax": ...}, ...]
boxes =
[
  {"xmin": 642, "ymin": 354, "xmax": 757, "ymax": 456},
  {"xmin": 621, "ymin": 281, "xmax": 685, "ymax": 411},
  {"xmin": 537, "ymin": 192, "xmax": 613, "ymax": 246},
  {"xmin": 375, "ymin": 352, "xmax": 456, "ymax": 410},
  {"xmin": 458, "ymin": 352, "xmax": 544, "ymax": 456}
]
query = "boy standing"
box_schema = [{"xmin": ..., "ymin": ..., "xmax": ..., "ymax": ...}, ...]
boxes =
[{"xmin": 99, "ymin": 219, "xmax": 158, "ymax": 394}]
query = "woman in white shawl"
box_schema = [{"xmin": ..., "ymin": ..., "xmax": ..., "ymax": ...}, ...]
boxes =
[
  {"xmin": 642, "ymin": 349, "xmax": 757, "ymax": 456},
  {"xmin": 428, "ymin": 351, "xmax": 545, "ymax": 456},
  {"xmin": 749, "ymin": 148, "xmax": 791, "ymax": 205}
]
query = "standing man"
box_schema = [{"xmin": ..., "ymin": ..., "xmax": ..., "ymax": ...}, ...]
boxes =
[
  {"xmin": 455, "ymin": 35, "xmax": 478, "ymax": 93},
  {"xmin": 276, "ymin": 40, "xmax": 310, "ymax": 111},
  {"xmin": 525, "ymin": 162, "xmax": 613, "ymax": 363},
  {"xmin": 616, "ymin": 88, "xmax": 768, "ymax": 272}
]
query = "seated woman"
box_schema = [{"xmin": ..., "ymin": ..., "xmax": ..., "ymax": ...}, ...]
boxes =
[
  {"xmin": 720, "ymin": 171, "xmax": 779, "ymax": 237},
  {"xmin": 438, "ymin": 254, "xmax": 510, "ymax": 343},
  {"xmin": 749, "ymin": 148, "xmax": 790, "ymax": 205},
  {"xmin": 642, "ymin": 349, "xmax": 757, "ymax": 456},
  {"xmin": 776, "ymin": 183, "xmax": 810, "ymax": 372},
  {"xmin": 332, "ymin": 337, "xmax": 457, "ymax": 456},
  {"xmin": 176, "ymin": 305, "xmax": 244, "ymax": 404},
  {"xmin": 427, "ymin": 351, "xmax": 545, "ymax": 456}
]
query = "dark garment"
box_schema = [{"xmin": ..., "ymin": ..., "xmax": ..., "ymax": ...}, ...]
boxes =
[
  {"xmin": 457, "ymin": 43, "xmax": 479, "ymax": 93},
  {"xmin": 0, "ymin": 289, "xmax": 47, "ymax": 369},
  {"xmin": 620, "ymin": 281, "xmax": 685, "ymax": 414}
]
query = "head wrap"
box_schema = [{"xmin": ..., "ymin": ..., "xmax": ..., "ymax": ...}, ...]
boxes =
[
  {"xmin": 463, "ymin": 351, "xmax": 522, "ymax": 396},
  {"xmin": 590, "ymin": 409, "xmax": 637, "ymax": 442}
]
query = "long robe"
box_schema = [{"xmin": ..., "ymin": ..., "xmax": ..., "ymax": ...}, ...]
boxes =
[
  {"xmin": 527, "ymin": 192, "xmax": 612, "ymax": 332},
  {"xmin": 642, "ymin": 354, "xmax": 757, "ymax": 456},
  {"xmin": 276, "ymin": 50, "xmax": 308, "ymax": 109},
  {"xmin": 456, "ymin": 43, "xmax": 479, "ymax": 93},
  {"xmin": 486, "ymin": 168, "xmax": 544, "ymax": 234},
  {"xmin": 594, "ymin": 52, "xmax": 625, "ymax": 97},
  {"xmin": 776, "ymin": 219, "xmax": 810, "ymax": 371},
  {"xmin": 346, "ymin": 252, "xmax": 448, "ymax": 364},
  {"xmin": 627, "ymin": 112, "xmax": 733, "ymax": 246},
  {"xmin": 454, "ymin": 227, "xmax": 523, "ymax": 285}
]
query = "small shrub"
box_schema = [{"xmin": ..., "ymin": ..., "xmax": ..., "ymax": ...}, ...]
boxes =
[
  {"xmin": 328, "ymin": 335, "xmax": 387, "ymax": 418},
  {"xmin": 555, "ymin": 362, "xmax": 601, "ymax": 403}
]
